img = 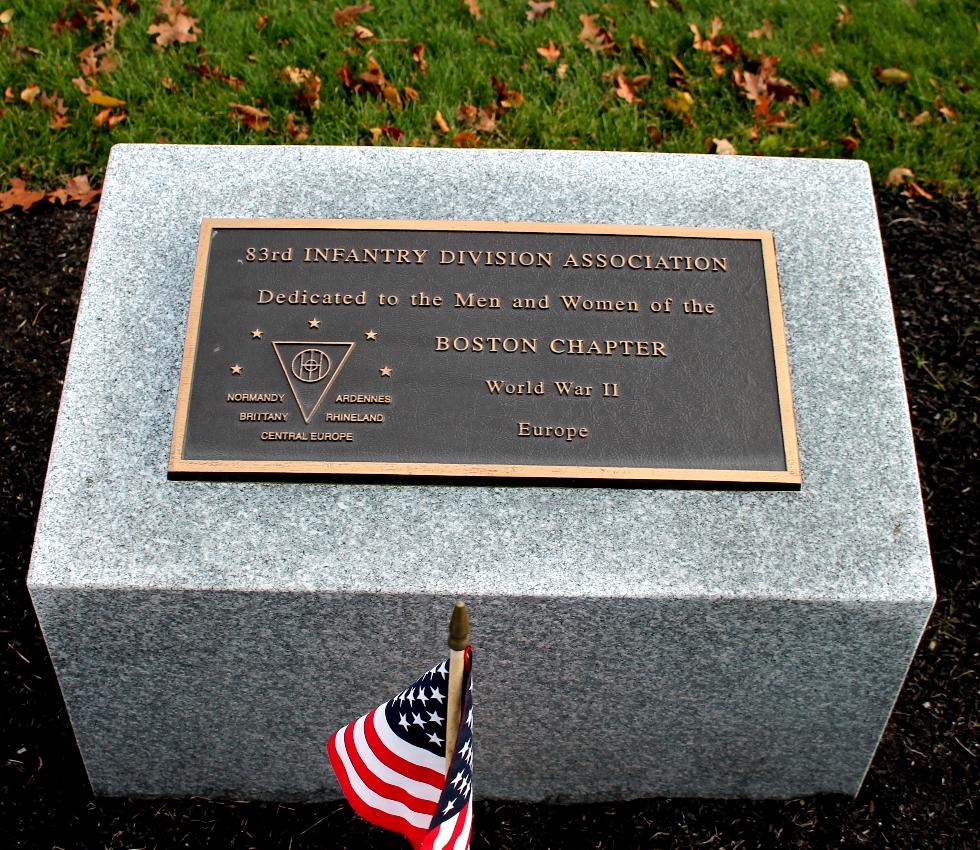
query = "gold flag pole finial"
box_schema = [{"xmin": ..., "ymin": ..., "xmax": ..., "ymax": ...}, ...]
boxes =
[
  {"xmin": 444, "ymin": 600, "xmax": 469, "ymax": 774},
  {"xmin": 448, "ymin": 600, "xmax": 469, "ymax": 651}
]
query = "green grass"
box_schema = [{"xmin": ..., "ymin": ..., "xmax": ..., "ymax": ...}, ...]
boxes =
[{"xmin": 0, "ymin": 0, "xmax": 977, "ymax": 195}]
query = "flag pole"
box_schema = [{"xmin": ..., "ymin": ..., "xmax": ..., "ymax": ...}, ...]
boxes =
[{"xmin": 444, "ymin": 600, "xmax": 469, "ymax": 775}]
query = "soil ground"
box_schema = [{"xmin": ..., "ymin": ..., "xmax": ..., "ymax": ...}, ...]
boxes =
[{"xmin": 1, "ymin": 194, "xmax": 976, "ymax": 849}]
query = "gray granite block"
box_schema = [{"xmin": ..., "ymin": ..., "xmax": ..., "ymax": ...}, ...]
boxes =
[{"xmin": 28, "ymin": 145, "xmax": 934, "ymax": 801}]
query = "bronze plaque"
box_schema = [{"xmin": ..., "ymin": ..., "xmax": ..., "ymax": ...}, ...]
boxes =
[{"xmin": 169, "ymin": 219, "xmax": 799, "ymax": 485}]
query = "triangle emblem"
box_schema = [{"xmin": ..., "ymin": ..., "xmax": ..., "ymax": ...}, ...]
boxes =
[{"xmin": 272, "ymin": 341, "xmax": 356, "ymax": 424}]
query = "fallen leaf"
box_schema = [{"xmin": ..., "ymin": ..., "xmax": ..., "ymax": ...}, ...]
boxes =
[
  {"xmin": 369, "ymin": 125, "xmax": 404, "ymax": 143},
  {"xmin": 403, "ymin": 85, "xmax": 419, "ymax": 101},
  {"xmin": 0, "ymin": 178, "xmax": 46, "ymax": 212},
  {"xmin": 463, "ymin": 0, "xmax": 481, "ymax": 19},
  {"xmin": 382, "ymin": 84, "xmax": 402, "ymax": 109},
  {"xmin": 285, "ymin": 111, "xmax": 309, "ymax": 141},
  {"xmin": 911, "ymin": 110, "xmax": 930, "ymax": 125},
  {"xmin": 474, "ymin": 33, "xmax": 496, "ymax": 47},
  {"xmin": 835, "ymin": 4, "xmax": 851, "ymax": 27},
  {"xmin": 579, "ymin": 13, "xmax": 619, "ymax": 54},
  {"xmin": 87, "ymin": 91, "xmax": 126, "ymax": 107},
  {"xmin": 228, "ymin": 101, "xmax": 270, "ymax": 131},
  {"xmin": 905, "ymin": 181, "xmax": 933, "ymax": 199},
  {"xmin": 452, "ymin": 130, "xmax": 480, "ymax": 146},
  {"xmin": 92, "ymin": 0, "xmax": 124, "ymax": 38},
  {"xmin": 107, "ymin": 110, "xmax": 126, "ymax": 127},
  {"xmin": 747, "ymin": 18, "xmax": 772, "ymax": 39},
  {"xmin": 711, "ymin": 137, "xmax": 737, "ymax": 155},
  {"xmin": 160, "ymin": 76, "xmax": 178, "ymax": 91},
  {"xmin": 457, "ymin": 103, "xmax": 496, "ymax": 132},
  {"xmin": 629, "ymin": 32, "xmax": 647, "ymax": 55},
  {"xmin": 875, "ymin": 66, "xmax": 910, "ymax": 85},
  {"xmin": 51, "ymin": 8, "xmax": 88, "ymax": 33},
  {"xmin": 183, "ymin": 57, "xmax": 244, "ymax": 89},
  {"xmin": 63, "ymin": 174, "xmax": 100, "ymax": 206},
  {"xmin": 147, "ymin": 6, "xmax": 199, "ymax": 49},
  {"xmin": 42, "ymin": 92, "xmax": 71, "ymax": 129},
  {"xmin": 839, "ymin": 134, "xmax": 860, "ymax": 154},
  {"xmin": 663, "ymin": 91, "xmax": 693, "ymax": 114},
  {"xmin": 71, "ymin": 77, "xmax": 92, "ymax": 95},
  {"xmin": 20, "ymin": 84, "xmax": 40, "ymax": 104},
  {"xmin": 646, "ymin": 123, "xmax": 663, "ymax": 143},
  {"xmin": 613, "ymin": 72, "xmax": 637, "ymax": 103},
  {"xmin": 1, "ymin": 8, "xmax": 14, "ymax": 24},
  {"xmin": 352, "ymin": 24, "xmax": 374, "ymax": 40},
  {"xmin": 411, "ymin": 42, "xmax": 428, "ymax": 73},
  {"xmin": 526, "ymin": 1, "xmax": 555, "ymax": 21},
  {"xmin": 281, "ymin": 66, "xmax": 322, "ymax": 110},
  {"xmin": 885, "ymin": 166, "xmax": 913, "ymax": 187},
  {"xmin": 434, "ymin": 110, "xmax": 450, "ymax": 132},
  {"xmin": 332, "ymin": 2, "xmax": 373, "ymax": 26},
  {"xmin": 934, "ymin": 96, "xmax": 956, "ymax": 122},
  {"xmin": 256, "ymin": 14, "xmax": 269, "ymax": 30},
  {"xmin": 827, "ymin": 68, "xmax": 849, "ymax": 89},
  {"xmin": 3, "ymin": 87, "xmax": 13, "ymax": 102},
  {"xmin": 556, "ymin": 62, "xmax": 568, "ymax": 79},
  {"xmin": 537, "ymin": 39, "xmax": 561, "ymax": 63},
  {"xmin": 92, "ymin": 107, "xmax": 110, "ymax": 127},
  {"xmin": 492, "ymin": 76, "xmax": 523, "ymax": 109}
]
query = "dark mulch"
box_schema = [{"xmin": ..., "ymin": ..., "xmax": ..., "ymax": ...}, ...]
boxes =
[{"xmin": 1, "ymin": 193, "xmax": 976, "ymax": 849}]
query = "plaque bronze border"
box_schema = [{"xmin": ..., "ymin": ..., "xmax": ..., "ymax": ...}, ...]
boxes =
[{"xmin": 169, "ymin": 219, "xmax": 800, "ymax": 485}]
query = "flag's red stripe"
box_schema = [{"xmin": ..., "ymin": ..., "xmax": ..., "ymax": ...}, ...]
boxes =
[
  {"xmin": 363, "ymin": 706, "xmax": 446, "ymax": 788},
  {"xmin": 327, "ymin": 729, "xmax": 428, "ymax": 848},
  {"xmin": 343, "ymin": 720, "xmax": 438, "ymax": 820}
]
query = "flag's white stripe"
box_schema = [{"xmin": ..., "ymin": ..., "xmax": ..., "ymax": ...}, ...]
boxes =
[
  {"xmin": 452, "ymin": 800, "xmax": 473, "ymax": 850},
  {"xmin": 353, "ymin": 715, "xmax": 442, "ymax": 803},
  {"xmin": 428, "ymin": 811, "xmax": 460, "ymax": 850},
  {"xmin": 334, "ymin": 724, "xmax": 433, "ymax": 829},
  {"xmin": 372, "ymin": 706, "xmax": 446, "ymax": 773}
]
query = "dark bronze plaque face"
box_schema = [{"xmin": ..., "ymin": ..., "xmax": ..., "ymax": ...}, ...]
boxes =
[{"xmin": 170, "ymin": 219, "xmax": 799, "ymax": 485}]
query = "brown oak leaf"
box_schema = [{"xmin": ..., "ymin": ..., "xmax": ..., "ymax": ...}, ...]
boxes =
[
  {"xmin": 711, "ymin": 137, "xmax": 737, "ymax": 155},
  {"xmin": 411, "ymin": 42, "xmax": 428, "ymax": 73},
  {"xmin": 228, "ymin": 101, "xmax": 270, "ymax": 131},
  {"xmin": 463, "ymin": 0, "xmax": 481, "ymax": 19},
  {"xmin": 452, "ymin": 130, "xmax": 480, "ymax": 146},
  {"xmin": 281, "ymin": 66, "xmax": 322, "ymax": 110},
  {"xmin": 579, "ymin": 13, "xmax": 618, "ymax": 53},
  {"xmin": 0, "ymin": 178, "xmax": 46, "ymax": 212},
  {"xmin": 332, "ymin": 2, "xmax": 372, "ymax": 26},
  {"xmin": 613, "ymin": 72, "xmax": 637, "ymax": 103},
  {"xmin": 147, "ymin": 1, "xmax": 199, "ymax": 49},
  {"xmin": 63, "ymin": 174, "xmax": 100, "ymax": 206},
  {"xmin": 285, "ymin": 112, "xmax": 309, "ymax": 141},
  {"xmin": 827, "ymin": 68, "xmax": 849, "ymax": 89},
  {"xmin": 537, "ymin": 39, "xmax": 560, "ymax": 63},
  {"xmin": 526, "ymin": 1, "xmax": 555, "ymax": 21}
]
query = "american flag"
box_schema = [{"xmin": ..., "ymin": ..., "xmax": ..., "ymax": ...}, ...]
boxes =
[{"xmin": 328, "ymin": 648, "xmax": 474, "ymax": 850}]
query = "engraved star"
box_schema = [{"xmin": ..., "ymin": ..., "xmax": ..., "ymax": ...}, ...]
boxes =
[
  {"xmin": 379, "ymin": 366, "xmax": 393, "ymax": 377},
  {"xmin": 364, "ymin": 329, "xmax": 378, "ymax": 341},
  {"xmin": 308, "ymin": 318, "xmax": 321, "ymax": 329},
  {"xmin": 230, "ymin": 364, "xmax": 242, "ymax": 375},
  {"xmin": 251, "ymin": 328, "xmax": 263, "ymax": 339}
]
